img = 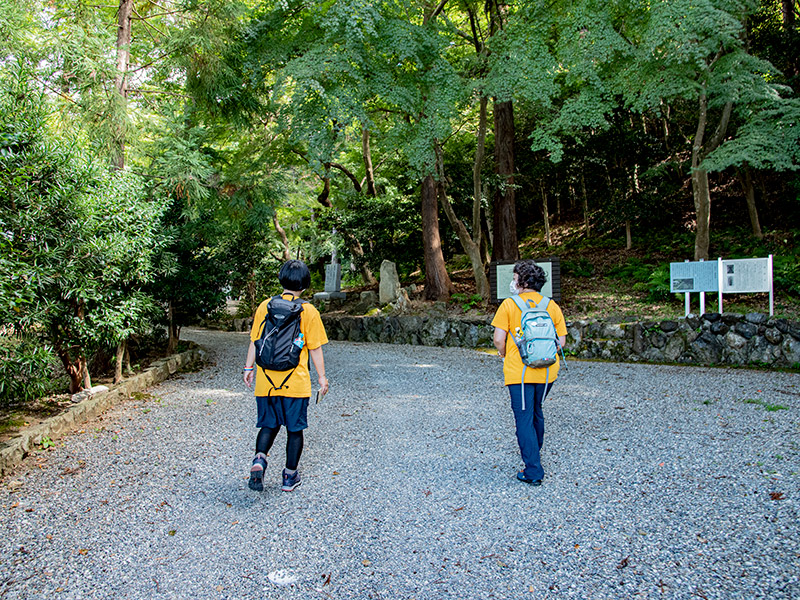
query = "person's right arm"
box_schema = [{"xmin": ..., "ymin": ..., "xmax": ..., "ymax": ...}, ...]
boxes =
[{"xmin": 493, "ymin": 327, "xmax": 508, "ymax": 358}]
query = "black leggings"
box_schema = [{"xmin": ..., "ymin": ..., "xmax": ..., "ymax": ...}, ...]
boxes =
[{"xmin": 255, "ymin": 427, "xmax": 304, "ymax": 471}]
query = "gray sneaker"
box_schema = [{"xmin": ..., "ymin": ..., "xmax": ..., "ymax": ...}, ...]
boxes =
[
  {"xmin": 281, "ymin": 469, "xmax": 301, "ymax": 491},
  {"xmin": 248, "ymin": 453, "xmax": 267, "ymax": 491}
]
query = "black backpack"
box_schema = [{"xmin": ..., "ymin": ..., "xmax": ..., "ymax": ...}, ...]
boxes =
[{"xmin": 254, "ymin": 295, "xmax": 306, "ymax": 392}]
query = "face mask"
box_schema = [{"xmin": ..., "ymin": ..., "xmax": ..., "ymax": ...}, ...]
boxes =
[{"xmin": 509, "ymin": 280, "xmax": 520, "ymax": 295}]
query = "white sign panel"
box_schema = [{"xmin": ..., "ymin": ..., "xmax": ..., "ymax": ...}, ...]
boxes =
[
  {"xmin": 721, "ymin": 258, "xmax": 771, "ymax": 293},
  {"xmin": 495, "ymin": 262, "xmax": 553, "ymax": 300},
  {"xmin": 670, "ymin": 261, "xmax": 719, "ymax": 293}
]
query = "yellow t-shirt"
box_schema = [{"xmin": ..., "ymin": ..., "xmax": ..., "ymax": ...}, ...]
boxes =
[
  {"xmin": 491, "ymin": 292, "xmax": 567, "ymax": 385},
  {"xmin": 250, "ymin": 295, "xmax": 329, "ymax": 398}
]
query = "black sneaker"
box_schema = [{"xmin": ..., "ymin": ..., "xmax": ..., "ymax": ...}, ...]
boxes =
[
  {"xmin": 517, "ymin": 472, "xmax": 542, "ymax": 486},
  {"xmin": 248, "ymin": 453, "xmax": 267, "ymax": 491},
  {"xmin": 281, "ymin": 468, "xmax": 301, "ymax": 491}
]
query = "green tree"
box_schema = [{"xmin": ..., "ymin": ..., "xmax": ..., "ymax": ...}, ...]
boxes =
[{"xmin": 0, "ymin": 79, "xmax": 170, "ymax": 393}]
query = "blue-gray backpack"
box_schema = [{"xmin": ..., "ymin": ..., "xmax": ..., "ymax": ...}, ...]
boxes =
[
  {"xmin": 510, "ymin": 294, "xmax": 566, "ymax": 409},
  {"xmin": 254, "ymin": 295, "xmax": 306, "ymax": 393}
]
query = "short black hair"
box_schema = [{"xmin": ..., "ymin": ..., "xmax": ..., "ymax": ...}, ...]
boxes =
[
  {"xmin": 278, "ymin": 260, "xmax": 311, "ymax": 291},
  {"xmin": 513, "ymin": 259, "xmax": 547, "ymax": 292}
]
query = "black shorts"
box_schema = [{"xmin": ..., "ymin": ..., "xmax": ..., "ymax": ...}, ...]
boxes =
[{"xmin": 255, "ymin": 395, "xmax": 309, "ymax": 432}]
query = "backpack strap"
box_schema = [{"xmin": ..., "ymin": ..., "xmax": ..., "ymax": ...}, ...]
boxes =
[
  {"xmin": 511, "ymin": 294, "xmax": 528, "ymax": 313},
  {"xmin": 533, "ymin": 295, "xmax": 551, "ymax": 311},
  {"xmin": 262, "ymin": 368, "xmax": 297, "ymax": 396}
]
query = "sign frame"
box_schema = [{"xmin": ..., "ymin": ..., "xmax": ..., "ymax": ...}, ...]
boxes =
[{"xmin": 489, "ymin": 258, "xmax": 561, "ymax": 304}]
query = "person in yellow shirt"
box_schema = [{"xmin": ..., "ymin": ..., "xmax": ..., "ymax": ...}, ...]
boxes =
[
  {"xmin": 243, "ymin": 260, "xmax": 329, "ymax": 492},
  {"xmin": 491, "ymin": 260, "xmax": 567, "ymax": 486}
]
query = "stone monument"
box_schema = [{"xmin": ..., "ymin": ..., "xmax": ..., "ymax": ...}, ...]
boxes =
[
  {"xmin": 379, "ymin": 260, "xmax": 401, "ymax": 304},
  {"xmin": 314, "ymin": 261, "xmax": 347, "ymax": 302}
]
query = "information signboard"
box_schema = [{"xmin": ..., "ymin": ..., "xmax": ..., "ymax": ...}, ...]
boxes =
[
  {"xmin": 670, "ymin": 261, "xmax": 719, "ymax": 293},
  {"xmin": 669, "ymin": 256, "xmax": 773, "ymax": 316},
  {"xmin": 490, "ymin": 259, "xmax": 560, "ymax": 303},
  {"xmin": 721, "ymin": 258, "xmax": 771, "ymax": 293}
]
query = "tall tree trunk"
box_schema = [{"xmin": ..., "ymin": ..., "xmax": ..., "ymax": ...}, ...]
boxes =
[
  {"xmin": 124, "ymin": 342, "xmax": 133, "ymax": 375},
  {"xmin": 273, "ymin": 213, "xmax": 291, "ymax": 261},
  {"xmin": 81, "ymin": 359, "xmax": 92, "ymax": 390},
  {"xmin": 114, "ymin": 340, "xmax": 126, "ymax": 384},
  {"xmin": 422, "ymin": 175, "xmax": 454, "ymax": 301},
  {"xmin": 113, "ymin": 0, "xmax": 133, "ymax": 170},
  {"xmin": 581, "ymin": 170, "xmax": 590, "ymax": 234},
  {"xmin": 555, "ymin": 182, "xmax": 561, "ymax": 221},
  {"xmin": 473, "ymin": 96, "xmax": 488, "ymax": 255},
  {"xmin": 480, "ymin": 215, "xmax": 491, "ymax": 265},
  {"xmin": 436, "ymin": 143, "xmax": 490, "ymax": 300},
  {"xmin": 58, "ymin": 351, "xmax": 86, "ymax": 395},
  {"xmin": 783, "ymin": 0, "xmax": 798, "ymax": 77},
  {"xmin": 691, "ymin": 92, "xmax": 732, "ymax": 260},
  {"xmin": 492, "ymin": 100, "xmax": 518, "ymax": 261},
  {"xmin": 625, "ymin": 221, "xmax": 632, "ymax": 250},
  {"xmin": 167, "ymin": 300, "xmax": 179, "ymax": 355},
  {"xmin": 738, "ymin": 165, "xmax": 763, "ymax": 239},
  {"xmin": 541, "ymin": 183, "xmax": 551, "ymax": 247},
  {"xmin": 362, "ymin": 127, "xmax": 377, "ymax": 197}
]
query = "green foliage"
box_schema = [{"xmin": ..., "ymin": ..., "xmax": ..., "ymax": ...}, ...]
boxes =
[
  {"xmin": 609, "ymin": 259, "xmax": 673, "ymax": 301},
  {"xmin": 632, "ymin": 265, "xmax": 672, "ymax": 302},
  {"xmin": 0, "ymin": 73, "xmax": 170, "ymax": 391},
  {"xmin": 774, "ymin": 255, "xmax": 800, "ymax": 295},
  {"xmin": 741, "ymin": 398, "xmax": 788, "ymax": 411},
  {"xmin": 320, "ymin": 187, "xmax": 423, "ymax": 277},
  {"xmin": 450, "ymin": 293, "xmax": 483, "ymax": 311},
  {"xmin": 561, "ymin": 258, "xmax": 595, "ymax": 278},
  {"xmin": 0, "ymin": 337, "xmax": 57, "ymax": 405},
  {"xmin": 704, "ymin": 98, "xmax": 800, "ymax": 172}
]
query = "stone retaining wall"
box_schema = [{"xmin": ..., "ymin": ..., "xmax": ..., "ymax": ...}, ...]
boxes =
[
  {"xmin": 0, "ymin": 345, "xmax": 207, "ymax": 477},
  {"xmin": 568, "ymin": 312, "xmax": 800, "ymax": 367},
  {"xmin": 323, "ymin": 314, "xmax": 495, "ymax": 348},
  {"xmin": 321, "ymin": 312, "xmax": 800, "ymax": 368}
]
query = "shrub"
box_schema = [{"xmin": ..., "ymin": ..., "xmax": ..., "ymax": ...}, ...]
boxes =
[
  {"xmin": 774, "ymin": 255, "xmax": 800, "ymax": 296},
  {"xmin": 0, "ymin": 336, "xmax": 57, "ymax": 405},
  {"xmin": 561, "ymin": 258, "xmax": 595, "ymax": 277}
]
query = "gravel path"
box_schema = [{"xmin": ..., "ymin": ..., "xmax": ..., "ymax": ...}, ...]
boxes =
[{"xmin": 1, "ymin": 328, "xmax": 799, "ymax": 600}]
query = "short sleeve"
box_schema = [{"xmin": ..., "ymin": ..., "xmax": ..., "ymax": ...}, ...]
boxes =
[
  {"xmin": 303, "ymin": 304, "xmax": 329, "ymax": 350},
  {"xmin": 490, "ymin": 299, "xmax": 512, "ymax": 331},
  {"xmin": 250, "ymin": 300, "xmax": 269, "ymax": 342},
  {"xmin": 549, "ymin": 301, "xmax": 567, "ymax": 337}
]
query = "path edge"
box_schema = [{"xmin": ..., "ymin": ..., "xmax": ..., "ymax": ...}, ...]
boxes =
[{"xmin": 0, "ymin": 345, "xmax": 209, "ymax": 478}]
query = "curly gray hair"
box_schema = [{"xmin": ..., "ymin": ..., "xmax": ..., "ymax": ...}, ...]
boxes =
[{"xmin": 513, "ymin": 259, "xmax": 547, "ymax": 292}]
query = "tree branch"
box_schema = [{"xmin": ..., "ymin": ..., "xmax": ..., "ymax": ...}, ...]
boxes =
[
  {"xmin": 131, "ymin": 10, "xmax": 183, "ymax": 20},
  {"xmin": 132, "ymin": 5, "xmax": 167, "ymax": 37},
  {"xmin": 329, "ymin": 162, "xmax": 362, "ymax": 193},
  {"xmin": 431, "ymin": 0, "xmax": 449, "ymax": 19},
  {"xmin": 706, "ymin": 101, "xmax": 733, "ymax": 155}
]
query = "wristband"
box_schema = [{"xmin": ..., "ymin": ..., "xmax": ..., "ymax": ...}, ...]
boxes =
[{"xmin": 243, "ymin": 366, "xmax": 254, "ymax": 371}]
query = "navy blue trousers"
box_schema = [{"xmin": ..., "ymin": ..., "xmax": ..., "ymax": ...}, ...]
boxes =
[{"xmin": 508, "ymin": 382, "xmax": 554, "ymax": 481}]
